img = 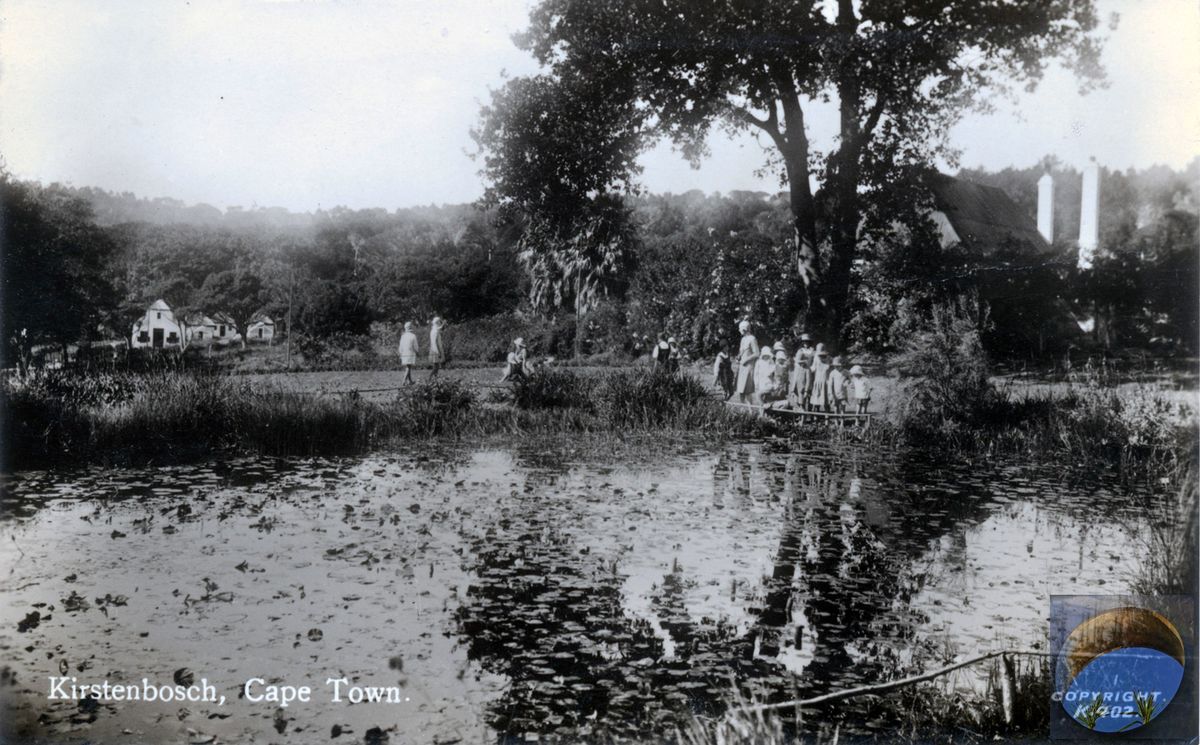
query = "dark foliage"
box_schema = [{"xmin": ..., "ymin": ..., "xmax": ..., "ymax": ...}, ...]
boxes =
[
  {"xmin": 511, "ymin": 368, "xmax": 594, "ymax": 410},
  {"xmin": 1, "ymin": 175, "xmax": 120, "ymax": 368}
]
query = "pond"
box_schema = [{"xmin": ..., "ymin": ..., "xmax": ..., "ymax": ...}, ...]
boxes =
[{"xmin": 0, "ymin": 441, "xmax": 1154, "ymax": 743}]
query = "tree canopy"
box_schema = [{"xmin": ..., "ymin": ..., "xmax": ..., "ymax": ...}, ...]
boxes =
[
  {"xmin": 1, "ymin": 175, "xmax": 119, "ymax": 365},
  {"xmin": 476, "ymin": 0, "xmax": 1110, "ymax": 340}
]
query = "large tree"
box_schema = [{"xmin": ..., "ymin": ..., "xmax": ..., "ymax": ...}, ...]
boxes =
[
  {"xmin": 1, "ymin": 174, "xmax": 119, "ymax": 368},
  {"xmin": 476, "ymin": 0, "xmax": 1109, "ymax": 341},
  {"xmin": 475, "ymin": 73, "xmax": 641, "ymax": 351},
  {"xmin": 193, "ymin": 268, "xmax": 271, "ymax": 349}
]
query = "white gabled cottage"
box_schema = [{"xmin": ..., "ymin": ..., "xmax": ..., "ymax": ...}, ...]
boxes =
[
  {"xmin": 210, "ymin": 312, "xmax": 241, "ymax": 345},
  {"xmin": 246, "ymin": 313, "xmax": 275, "ymax": 344},
  {"xmin": 131, "ymin": 299, "xmax": 185, "ymax": 349},
  {"xmin": 183, "ymin": 313, "xmax": 219, "ymax": 347}
]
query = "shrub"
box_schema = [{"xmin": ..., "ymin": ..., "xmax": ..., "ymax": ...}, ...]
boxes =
[
  {"xmin": 594, "ymin": 370, "xmax": 711, "ymax": 429},
  {"xmin": 438, "ymin": 315, "xmax": 521, "ymax": 363},
  {"xmin": 16, "ymin": 369, "xmax": 142, "ymax": 407},
  {"xmin": 294, "ymin": 332, "xmax": 378, "ymax": 367},
  {"xmin": 238, "ymin": 390, "xmax": 370, "ymax": 456},
  {"xmin": 1, "ymin": 380, "xmax": 91, "ymax": 468},
  {"xmin": 892, "ymin": 303, "xmax": 996, "ymax": 442},
  {"xmin": 511, "ymin": 368, "xmax": 594, "ymax": 410},
  {"xmin": 455, "ymin": 313, "xmax": 580, "ymax": 362},
  {"xmin": 884, "ymin": 303, "xmax": 1197, "ymax": 483},
  {"xmin": 391, "ymin": 379, "xmax": 475, "ymax": 436}
]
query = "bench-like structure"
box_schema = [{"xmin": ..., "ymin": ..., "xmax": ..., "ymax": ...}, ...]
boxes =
[{"xmin": 724, "ymin": 400, "xmax": 873, "ymax": 428}]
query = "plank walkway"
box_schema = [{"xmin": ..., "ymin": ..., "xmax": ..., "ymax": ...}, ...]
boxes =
[{"xmin": 724, "ymin": 400, "xmax": 873, "ymax": 428}]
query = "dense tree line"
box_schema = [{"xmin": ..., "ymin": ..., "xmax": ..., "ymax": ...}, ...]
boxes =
[{"xmin": 2, "ymin": 157, "xmax": 1196, "ymax": 368}]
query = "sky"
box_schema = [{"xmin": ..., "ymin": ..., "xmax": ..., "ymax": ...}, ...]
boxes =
[{"xmin": 1, "ymin": 0, "xmax": 1197, "ymax": 212}]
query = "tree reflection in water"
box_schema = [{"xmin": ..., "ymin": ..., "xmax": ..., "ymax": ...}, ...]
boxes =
[{"xmin": 455, "ymin": 445, "xmax": 1000, "ymax": 741}]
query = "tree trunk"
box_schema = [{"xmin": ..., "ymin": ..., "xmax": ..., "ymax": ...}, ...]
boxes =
[
  {"xmin": 785, "ymin": 154, "xmax": 821, "ymax": 298},
  {"xmin": 774, "ymin": 88, "xmax": 823, "ymax": 336},
  {"xmin": 770, "ymin": 61, "xmax": 851, "ymax": 344},
  {"xmin": 286, "ymin": 270, "xmax": 295, "ymax": 366},
  {"xmin": 574, "ymin": 276, "xmax": 584, "ymax": 361},
  {"xmin": 819, "ymin": 150, "xmax": 861, "ymax": 347},
  {"xmin": 793, "ymin": 0, "xmax": 864, "ymax": 349},
  {"xmin": 824, "ymin": 28, "xmax": 864, "ymax": 346}
]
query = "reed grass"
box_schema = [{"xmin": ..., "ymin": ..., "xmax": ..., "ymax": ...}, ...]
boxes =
[
  {"xmin": 1, "ymin": 369, "xmax": 774, "ymax": 470},
  {"xmin": 873, "ymin": 382, "xmax": 1196, "ymax": 485},
  {"xmin": 1130, "ymin": 461, "xmax": 1199, "ymax": 596},
  {"xmin": 879, "ymin": 303, "xmax": 1196, "ymax": 482},
  {"xmin": 681, "ymin": 654, "xmax": 1052, "ymax": 744}
]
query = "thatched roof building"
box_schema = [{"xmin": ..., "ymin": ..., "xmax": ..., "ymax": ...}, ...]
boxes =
[{"xmin": 927, "ymin": 173, "xmax": 1051, "ymax": 256}]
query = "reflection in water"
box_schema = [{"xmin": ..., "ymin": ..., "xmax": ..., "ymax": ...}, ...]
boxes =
[
  {"xmin": 0, "ymin": 443, "xmax": 1155, "ymax": 743},
  {"xmin": 454, "ymin": 445, "xmax": 1150, "ymax": 740}
]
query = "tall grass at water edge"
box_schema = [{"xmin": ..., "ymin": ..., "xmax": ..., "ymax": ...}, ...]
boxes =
[
  {"xmin": 510, "ymin": 368, "xmax": 759, "ymax": 431},
  {"xmin": 882, "ymin": 305, "xmax": 1197, "ymax": 481},
  {"xmin": 681, "ymin": 653, "xmax": 1052, "ymax": 745},
  {"xmin": 1, "ymin": 368, "xmax": 774, "ymax": 469},
  {"xmin": 2, "ymin": 371, "xmax": 377, "ymax": 468}
]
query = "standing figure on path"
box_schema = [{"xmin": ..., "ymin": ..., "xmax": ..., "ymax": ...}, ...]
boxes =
[
  {"xmin": 827, "ymin": 356, "xmax": 849, "ymax": 414},
  {"xmin": 794, "ymin": 332, "xmax": 816, "ymax": 363},
  {"xmin": 768, "ymin": 348, "xmax": 791, "ymax": 407},
  {"xmin": 809, "ymin": 343, "xmax": 832, "ymax": 412},
  {"xmin": 428, "ymin": 316, "xmax": 446, "ymax": 379},
  {"xmin": 790, "ymin": 344, "xmax": 814, "ymax": 410},
  {"xmin": 651, "ymin": 333, "xmax": 670, "ymax": 372},
  {"xmin": 667, "ymin": 337, "xmax": 682, "ymax": 374},
  {"xmin": 398, "ymin": 321, "xmax": 419, "ymax": 384},
  {"xmin": 850, "ymin": 364, "xmax": 872, "ymax": 414},
  {"xmin": 735, "ymin": 321, "xmax": 759, "ymax": 404},
  {"xmin": 752, "ymin": 346, "xmax": 777, "ymax": 405},
  {"xmin": 712, "ymin": 347, "xmax": 735, "ymax": 399}
]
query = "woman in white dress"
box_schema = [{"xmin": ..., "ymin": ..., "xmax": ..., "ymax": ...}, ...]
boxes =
[
  {"xmin": 734, "ymin": 321, "xmax": 759, "ymax": 404},
  {"xmin": 428, "ymin": 316, "xmax": 446, "ymax": 380},
  {"xmin": 809, "ymin": 343, "xmax": 832, "ymax": 412}
]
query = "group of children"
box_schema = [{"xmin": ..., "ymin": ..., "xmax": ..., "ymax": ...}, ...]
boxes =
[
  {"xmin": 649, "ymin": 333, "xmax": 687, "ymax": 374},
  {"xmin": 497, "ymin": 323, "xmax": 870, "ymax": 414},
  {"xmin": 712, "ymin": 322, "xmax": 871, "ymax": 414}
]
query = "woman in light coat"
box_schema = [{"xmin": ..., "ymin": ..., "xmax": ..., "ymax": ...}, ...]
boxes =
[
  {"xmin": 428, "ymin": 316, "xmax": 446, "ymax": 379},
  {"xmin": 735, "ymin": 321, "xmax": 759, "ymax": 404},
  {"xmin": 398, "ymin": 321, "xmax": 419, "ymax": 384}
]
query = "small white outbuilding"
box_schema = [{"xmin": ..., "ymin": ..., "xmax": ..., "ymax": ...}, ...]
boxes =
[{"xmin": 246, "ymin": 313, "xmax": 275, "ymax": 344}]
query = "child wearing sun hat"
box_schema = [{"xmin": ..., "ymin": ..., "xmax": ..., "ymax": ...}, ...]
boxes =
[
  {"xmin": 752, "ymin": 345, "xmax": 776, "ymax": 405},
  {"xmin": 769, "ymin": 347, "xmax": 791, "ymax": 406},
  {"xmin": 827, "ymin": 356, "xmax": 849, "ymax": 414},
  {"xmin": 850, "ymin": 364, "xmax": 871, "ymax": 414}
]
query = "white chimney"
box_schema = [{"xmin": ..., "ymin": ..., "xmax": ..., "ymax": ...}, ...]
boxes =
[
  {"xmin": 1078, "ymin": 159, "xmax": 1100, "ymax": 269},
  {"xmin": 1037, "ymin": 172, "xmax": 1054, "ymax": 243}
]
